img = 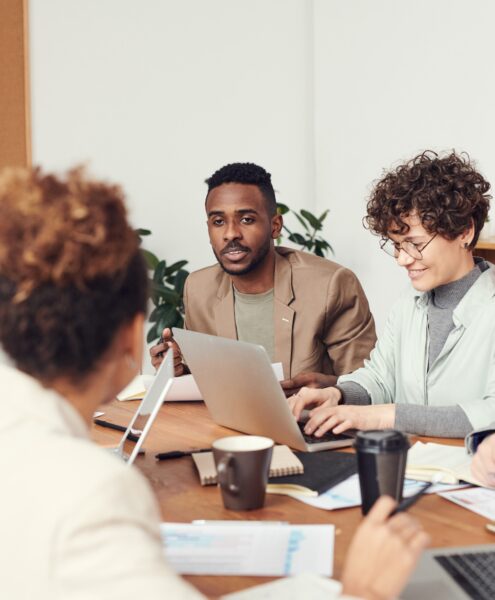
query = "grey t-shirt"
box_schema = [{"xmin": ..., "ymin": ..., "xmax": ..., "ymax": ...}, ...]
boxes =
[{"xmin": 233, "ymin": 287, "xmax": 275, "ymax": 361}]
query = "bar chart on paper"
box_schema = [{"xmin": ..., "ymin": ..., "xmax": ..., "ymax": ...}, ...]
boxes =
[{"xmin": 160, "ymin": 522, "xmax": 334, "ymax": 576}]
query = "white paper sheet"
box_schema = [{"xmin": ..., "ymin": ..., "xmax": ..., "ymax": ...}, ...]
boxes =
[
  {"xmin": 221, "ymin": 573, "xmax": 342, "ymax": 599},
  {"xmin": 160, "ymin": 522, "xmax": 334, "ymax": 576},
  {"xmin": 118, "ymin": 362, "xmax": 286, "ymax": 402},
  {"xmin": 440, "ymin": 487, "xmax": 495, "ymax": 520},
  {"xmin": 291, "ymin": 474, "xmax": 469, "ymax": 511}
]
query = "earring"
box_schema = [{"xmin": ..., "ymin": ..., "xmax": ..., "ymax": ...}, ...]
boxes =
[{"xmin": 463, "ymin": 242, "xmax": 469, "ymax": 249}]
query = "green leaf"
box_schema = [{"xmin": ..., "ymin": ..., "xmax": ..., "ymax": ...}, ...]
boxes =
[
  {"xmin": 276, "ymin": 202, "xmax": 290, "ymax": 215},
  {"xmin": 153, "ymin": 260, "xmax": 167, "ymax": 284},
  {"xmin": 300, "ymin": 209, "xmax": 322, "ymax": 231},
  {"xmin": 174, "ymin": 270, "xmax": 188, "ymax": 296},
  {"xmin": 141, "ymin": 249, "xmax": 159, "ymax": 270},
  {"xmin": 149, "ymin": 306, "xmax": 161, "ymax": 322},
  {"xmin": 157, "ymin": 305, "xmax": 180, "ymax": 333},
  {"xmin": 318, "ymin": 209, "xmax": 329, "ymax": 223},
  {"xmin": 149, "ymin": 281, "xmax": 180, "ymax": 305},
  {"xmin": 293, "ymin": 211, "xmax": 311, "ymax": 232},
  {"xmin": 165, "ymin": 260, "xmax": 189, "ymax": 276},
  {"xmin": 147, "ymin": 323, "xmax": 159, "ymax": 344},
  {"xmin": 288, "ymin": 232, "xmax": 306, "ymax": 245},
  {"xmin": 135, "ymin": 228, "xmax": 152, "ymax": 236},
  {"xmin": 174, "ymin": 315, "xmax": 185, "ymax": 329}
]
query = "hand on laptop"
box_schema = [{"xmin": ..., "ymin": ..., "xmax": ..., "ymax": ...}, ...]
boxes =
[
  {"xmin": 287, "ymin": 386, "xmax": 342, "ymax": 421},
  {"xmin": 149, "ymin": 328, "xmax": 189, "ymax": 376},
  {"xmin": 280, "ymin": 372, "xmax": 337, "ymax": 397},
  {"xmin": 302, "ymin": 403, "xmax": 396, "ymax": 437},
  {"xmin": 471, "ymin": 433, "xmax": 495, "ymax": 487},
  {"xmin": 342, "ymin": 495, "xmax": 429, "ymax": 600}
]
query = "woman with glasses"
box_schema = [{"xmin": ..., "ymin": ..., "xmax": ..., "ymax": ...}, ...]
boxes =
[{"xmin": 290, "ymin": 150, "xmax": 495, "ymax": 438}]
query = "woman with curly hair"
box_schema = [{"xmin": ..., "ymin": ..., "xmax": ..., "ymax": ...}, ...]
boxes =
[
  {"xmin": 0, "ymin": 166, "xmax": 428, "ymax": 600},
  {"xmin": 290, "ymin": 150, "xmax": 495, "ymax": 438}
]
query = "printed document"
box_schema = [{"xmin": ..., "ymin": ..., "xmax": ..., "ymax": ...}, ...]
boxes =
[{"xmin": 160, "ymin": 522, "xmax": 334, "ymax": 576}]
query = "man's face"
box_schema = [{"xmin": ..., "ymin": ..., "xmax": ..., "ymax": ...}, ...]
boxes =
[{"xmin": 206, "ymin": 183, "xmax": 281, "ymax": 276}]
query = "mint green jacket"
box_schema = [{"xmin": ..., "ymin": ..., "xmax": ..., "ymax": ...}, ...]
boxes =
[{"xmin": 338, "ymin": 267, "xmax": 495, "ymax": 430}]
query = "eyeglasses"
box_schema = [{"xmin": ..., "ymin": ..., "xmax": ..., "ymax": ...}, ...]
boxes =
[{"xmin": 380, "ymin": 233, "xmax": 437, "ymax": 260}]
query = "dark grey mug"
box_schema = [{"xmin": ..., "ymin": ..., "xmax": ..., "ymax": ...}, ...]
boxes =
[
  {"xmin": 212, "ymin": 436, "xmax": 274, "ymax": 511},
  {"xmin": 354, "ymin": 429, "xmax": 410, "ymax": 515}
]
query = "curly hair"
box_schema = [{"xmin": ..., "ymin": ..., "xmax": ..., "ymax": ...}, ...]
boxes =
[
  {"xmin": 0, "ymin": 166, "xmax": 147, "ymax": 382},
  {"xmin": 205, "ymin": 162, "xmax": 277, "ymax": 216},
  {"xmin": 365, "ymin": 151, "xmax": 491, "ymax": 249}
]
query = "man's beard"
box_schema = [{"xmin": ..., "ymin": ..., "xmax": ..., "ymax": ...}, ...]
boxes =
[{"xmin": 213, "ymin": 237, "xmax": 272, "ymax": 276}]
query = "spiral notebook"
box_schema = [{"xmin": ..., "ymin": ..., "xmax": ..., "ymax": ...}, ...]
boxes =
[{"xmin": 192, "ymin": 445, "xmax": 303, "ymax": 485}]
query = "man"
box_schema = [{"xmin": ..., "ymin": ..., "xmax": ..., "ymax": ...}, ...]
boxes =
[{"xmin": 150, "ymin": 162, "xmax": 376, "ymax": 393}]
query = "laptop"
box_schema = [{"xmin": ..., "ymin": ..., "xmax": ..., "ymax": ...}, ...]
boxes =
[
  {"xmin": 112, "ymin": 350, "xmax": 174, "ymax": 465},
  {"xmin": 172, "ymin": 329, "xmax": 354, "ymax": 452},
  {"xmin": 403, "ymin": 544, "xmax": 495, "ymax": 599}
]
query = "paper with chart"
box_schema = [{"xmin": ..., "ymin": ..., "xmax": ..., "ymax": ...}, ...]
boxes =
[
  {"xmin": 291, "ymin": 474, "xmax": 468, "ymax": 511},
  {"xmin": 160, "ymin": 522, "xmax": 334, "ymax": 576},
  {"xmin": 118, "ymin": 362, "xmax": 285, "ymax": 402},
  {"xmin": 440, "ymin": 487, "xmax": 495, "ymax": 520}
]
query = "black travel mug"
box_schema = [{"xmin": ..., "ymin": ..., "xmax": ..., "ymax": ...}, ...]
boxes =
[{"xmin": 354, "ymin": 429, "xmax": 410, "ymax": 515}]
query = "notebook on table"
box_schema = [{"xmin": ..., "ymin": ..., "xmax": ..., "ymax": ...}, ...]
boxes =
[
  {"xmin": 172, "ymin": 328, "xmax": 355, "ymax": 452},
  {"xmin": 406, "ymin": 442, "xmax": 486, "ymax": 486},
  {"xmin": 193, "ymin": 445, "xmax": 303, "ymax": 485}
]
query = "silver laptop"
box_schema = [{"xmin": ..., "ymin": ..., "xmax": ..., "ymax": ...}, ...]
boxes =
[
  {"xmin": 113, "ymin": 350, "xmax": 174, "ymax": 465},
  {"xmin": 403, "ymin": 544, "xmax": 495, "ymax": 599},
  {"xmin": 172, "ymin": 329, "xmax": 353, "ymax": 452}
]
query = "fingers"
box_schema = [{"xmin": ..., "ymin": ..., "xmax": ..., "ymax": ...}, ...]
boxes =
[
  {"xmin": 287, "ymin": 387, "xmax": 322, "ymax": 420},
  {"xmin": 365, "ymin": 495, "xmax": 397, "ymax": 524},
  {"xmin": 304, "ymin": 405, "xmax": 350, "ymax": 437},
  {"xmin": 161, "ymin": 327, "xmax": 173, "ymax": 342}
]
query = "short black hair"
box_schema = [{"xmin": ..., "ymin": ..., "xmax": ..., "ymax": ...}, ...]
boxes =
[{"xmin": 205, "ymin": 162, "xmax": 277, "ymax": 216}]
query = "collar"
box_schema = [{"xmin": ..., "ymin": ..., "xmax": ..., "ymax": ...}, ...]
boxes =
[
  {"xmin": 0, "ymin": 364, "xmax": 89, "ymax": 439},
  {"xmin": 414, "ymin": 262, "xmax": 495, "ymax": 327}
]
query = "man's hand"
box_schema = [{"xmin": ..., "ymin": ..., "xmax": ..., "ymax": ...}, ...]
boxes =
[
  {"xmin": 149, "ymin": 328, "xmax": 188, "ymax": 376},
  {"xmin": 287, "ymin": 386, "xmax": 342, "ymax": 421},
  {"xmin": 471, "ymin": 433, "xmax": 495, "ymax": 487},
  {"xmin": 281, "ymin": 372, "xmax": 338, "ymax": 397},
  {"xmin": 342, "ymin": 495, "xmax": 429, "ymax": 600},
  {"xmin": 303, "ymin": 403, "xmax": 396, "ymax": 437}
]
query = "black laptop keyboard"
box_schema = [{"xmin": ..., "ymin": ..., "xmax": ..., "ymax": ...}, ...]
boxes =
[
  {"xmin": 435, "ymin": 551, "xmax": 495, "ymax": 599},
  {"xmin": 297, "ymin": 422, "xmax": 353, "ymax": 445}
]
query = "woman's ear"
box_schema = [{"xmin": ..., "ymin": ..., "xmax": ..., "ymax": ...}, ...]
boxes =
[
  {"xmin": 118, "ymin": 313, "xmax": 144, "ymax": 373},
  {"xmin": 460, "ymin": 220, "xmax": 475, "ymax": 249}
]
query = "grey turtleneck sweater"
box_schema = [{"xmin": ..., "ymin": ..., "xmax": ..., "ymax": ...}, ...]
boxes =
[{"xmin": 337, "ymin": 261, "xmax": 489, "ymax": 437}]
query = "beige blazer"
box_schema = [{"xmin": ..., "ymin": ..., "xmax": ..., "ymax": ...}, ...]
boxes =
[
  {"xmin": 184, "ymin": 247, "xmax": 376, "ymax": 379},
  {"xmin": 0, "ymin": 365, "xmax": 202, "ymax": 600}
]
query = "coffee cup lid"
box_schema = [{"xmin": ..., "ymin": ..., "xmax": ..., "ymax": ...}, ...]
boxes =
[{"xmin": 354, "ymin": 429, "xmax": 409, "ymax": 453}]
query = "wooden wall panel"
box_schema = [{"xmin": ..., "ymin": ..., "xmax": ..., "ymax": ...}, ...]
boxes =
[{"xmin": 0, "ymin": 0, "xmax": 30, "ymax": 168}]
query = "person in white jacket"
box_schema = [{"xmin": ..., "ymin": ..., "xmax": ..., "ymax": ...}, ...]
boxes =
[{"xmin": 0, "ymin": 165, "xmax": 428, "ymax": 600}]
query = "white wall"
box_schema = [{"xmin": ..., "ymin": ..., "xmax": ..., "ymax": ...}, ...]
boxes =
[
  {"xmin": 313, "ymin": 0, "xmax": 495, "ymax": 327},
  {"xmin": 29, "ymin": 0, "xmax": 495, "ymax": 337},
  {"xmin": 29, "ymin": 0, "xmax": 315, "ymax": 272}
]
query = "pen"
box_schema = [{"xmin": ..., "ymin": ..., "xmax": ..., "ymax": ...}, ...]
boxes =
[
  {"xmin": 94, "ymin": 418, "xmax": 141, "ymax": 443},
  {"xmin": 391, "ymin": 481, "xmax": 432, "ymax": 515},
  {"xmin": 155, "ymin": 448, "xmax": 211, "ymax": 460}
]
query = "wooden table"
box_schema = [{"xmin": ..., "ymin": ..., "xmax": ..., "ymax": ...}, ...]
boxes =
[{"xmin": 92, "ymin": 400, "xmax": 494, "ymax": 599}]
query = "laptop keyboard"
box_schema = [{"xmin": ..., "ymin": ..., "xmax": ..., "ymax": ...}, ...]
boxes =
[
  {"xmin": 435, "ymin": 551, "xmax": 495, "ymax": 599},
  {"xmin": 297, "ymin": 422, "xmax": 353, "ymax": 445}
]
